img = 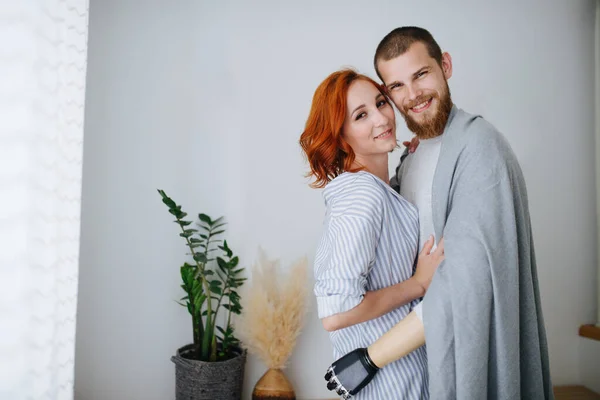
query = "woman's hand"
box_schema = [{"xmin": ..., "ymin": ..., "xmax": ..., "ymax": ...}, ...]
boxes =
[{"xmin": 413, "ymin": 236, "xmax": 444, "ymax": 292}]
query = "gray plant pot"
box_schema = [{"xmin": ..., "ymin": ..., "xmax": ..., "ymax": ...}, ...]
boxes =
[{"xmin": 171, "ymin": 344, "xmax": 247, "ymax": 400}]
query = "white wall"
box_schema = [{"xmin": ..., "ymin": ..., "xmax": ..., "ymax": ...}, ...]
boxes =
[
  {"xmin": 75, "ymin": 1, "xmax": 599, "ymax": 399},
  {"xmin": 583, "ymin": 0, "xmax": 600, "ymax": 394}
]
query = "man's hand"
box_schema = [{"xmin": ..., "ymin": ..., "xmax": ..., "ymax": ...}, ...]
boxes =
[
  {"xmin": 402, "ymin": 136, "xmax": 420, "ymax": 153},
  {"xmin": 324, "ymin": 348, "xmax": 380, "ymax": 399},
  {"xmin": 413, "ymin": 236, "xmax": 445, "ymax": 292}
]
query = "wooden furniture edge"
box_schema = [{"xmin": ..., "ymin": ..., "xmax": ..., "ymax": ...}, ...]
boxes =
[{"xmin": 579, "ymin": 324, "xmax": 600, "ymax": 341}]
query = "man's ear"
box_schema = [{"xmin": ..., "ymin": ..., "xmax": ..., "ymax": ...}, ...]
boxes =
[{"xmin": 441, "ymin": 52, "xmax": 453, "ymax": 80}]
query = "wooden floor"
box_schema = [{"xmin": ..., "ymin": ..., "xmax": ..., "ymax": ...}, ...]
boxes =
[{"xmin": 554, "ymin": 386, "xmax": 600, "ymax": 400}]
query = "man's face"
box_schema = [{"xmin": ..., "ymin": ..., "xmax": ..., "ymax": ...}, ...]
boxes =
[{"xmin": 378, "ymin": 42, "xmax": 453, "ymax": 139}]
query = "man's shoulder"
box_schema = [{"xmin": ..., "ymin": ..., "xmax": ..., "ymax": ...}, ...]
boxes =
[{"xmin": 457, "ymin": 110, "xmax": 514, "ymax": 158}]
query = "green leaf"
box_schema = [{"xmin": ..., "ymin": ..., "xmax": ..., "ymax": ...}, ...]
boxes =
[
  {"xmin": 198, "ymin": 214, "xmax": 212, "ymax": 225},
  {"xmin": 217, "ymin": 257, "xmax": 228, "ymax": 272},
  {"xmin": 159, "ymin": 189, "xmax": 172, "ymax": 200},
  {"xmin": 193, "ymin": 253, "xmax": 207, "ymax": 263},
  {"xmin": 189, "ymin": 238, "xmax": 204, "ymax": 244},
  {"xmin": 210, "ymin": 280, "xmax": 222, "ymax": 287},
  {"xmin": 158, "ymin": 190, "xmax": 177, "ymax": 208},
  {"xmin": 211, "ymin": 230, "xmax": 225, "ymax": 236},
  {"xmin": 180, "ymin": 265, "xmax": 195, "ymax": 286},
  {"xmin": 162, "ymin": 199, "xmax": 176, "ymax": 209},
  {"xmin": 212, "ymin": 216, "xmax": 225, "ymax": 225},
  {"xmin": 210, "ymin": 286, "xmax": 222, "ymax": 295},
  {"xmin": 169, "ymin": 210, "xmax": 182, "ymax": 218},
  {"xmin": 198, "ymin": 224, "xmax": 211, "ymax": 232},
  {"xmin": 225, "ymin": 240, "xmax": 233, "ymax": 256},
  {"xmin": 212, "ymin": 222, "xmax": 227, "ymax": 230},
  {"xmin": 194, "ymin": 294, "xmax": 206, "ymax": 310}
]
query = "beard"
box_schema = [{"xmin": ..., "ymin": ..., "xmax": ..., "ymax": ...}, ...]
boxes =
[{"xmin": 399, "ymin": 82, "xmax": 453, "ymax": 140}]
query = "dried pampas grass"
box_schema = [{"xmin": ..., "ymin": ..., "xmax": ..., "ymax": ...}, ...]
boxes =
[{"xmin": 235, "ymin": 248, "xmax": 309, "ymax": 370}]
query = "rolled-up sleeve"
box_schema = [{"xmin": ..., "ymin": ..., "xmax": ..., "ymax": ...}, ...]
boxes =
[
  {"xmin": 314, "ymin": 205, "xmax": 380, "ymax": 319},
  {"xmin": 413, "ymin": 301, "xmax": 423, "ymax": 322}
]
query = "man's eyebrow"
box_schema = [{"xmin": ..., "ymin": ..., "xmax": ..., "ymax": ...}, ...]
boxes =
[
  {"xmin": 386, "ymin": 66, "xmax": 431, "ymax": 89},
  {"xmin": 412, "ymin": 66, "xmax": 430, "ymax": 79}
]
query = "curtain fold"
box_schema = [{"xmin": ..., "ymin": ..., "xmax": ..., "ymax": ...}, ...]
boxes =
[{"xmin": 0, "ymin": 1, "xmax": 89, "ymax": 399}]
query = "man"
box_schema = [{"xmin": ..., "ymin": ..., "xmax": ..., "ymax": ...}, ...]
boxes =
[{"xmin": 324, "ymin": 26, "xmax": 553, "ymax": 399}]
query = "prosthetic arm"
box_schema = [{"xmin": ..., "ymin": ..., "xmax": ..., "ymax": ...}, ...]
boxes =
[{"xmin": 324, "ymin": 311, "xmax": 425, "ymax": 398}]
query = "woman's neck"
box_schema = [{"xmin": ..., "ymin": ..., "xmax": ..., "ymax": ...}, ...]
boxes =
[{"xmin": 352, "ymin": 154, "xmax": 389, "ymax": 184}]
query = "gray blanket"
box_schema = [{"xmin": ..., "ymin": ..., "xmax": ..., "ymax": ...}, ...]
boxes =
[{"xmin": 394, "ymin": 107, "xmax": 553, "ymax": 399}]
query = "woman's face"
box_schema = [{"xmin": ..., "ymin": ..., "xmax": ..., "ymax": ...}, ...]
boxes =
[{"xmin": 342, "ymin": 80, "xmax": 396, "ymax": 159}]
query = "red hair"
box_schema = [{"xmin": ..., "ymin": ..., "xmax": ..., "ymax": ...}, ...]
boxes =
[{"xmin": 299, "ymin": 69, "xmax": 386, "ymax": 188}]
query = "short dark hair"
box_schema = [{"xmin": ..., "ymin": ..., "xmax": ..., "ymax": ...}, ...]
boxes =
[{"xmin": 374, "ymin": 26, "xmax": 443, "ymax": 82}]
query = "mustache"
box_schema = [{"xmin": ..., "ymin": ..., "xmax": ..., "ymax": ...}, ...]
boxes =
[{"xmin": 405, "ymin": 94, "xmax": 437, "ymax": 111}]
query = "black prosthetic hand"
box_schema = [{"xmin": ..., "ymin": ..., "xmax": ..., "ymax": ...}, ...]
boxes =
[{"xmin": 324, "ymin": 347, "xmax": 380, "ymax": 399}]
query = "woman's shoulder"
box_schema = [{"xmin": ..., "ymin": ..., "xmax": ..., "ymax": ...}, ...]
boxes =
[
  {"xmin": 323, "ymin": 172, "xmax": 389, "ymax": 218},
  {"xmin": 325, "ymin": 171, "xmax": 387, "ymax": 200}
]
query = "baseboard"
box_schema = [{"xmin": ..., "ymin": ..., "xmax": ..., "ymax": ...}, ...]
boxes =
[{"xmin": 554, "ymin": 385, "xmax": 600, "ymax": 400}]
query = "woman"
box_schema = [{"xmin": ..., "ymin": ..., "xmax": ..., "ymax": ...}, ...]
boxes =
[{"xmin": 299, "ymin": 69, "xmax": 444, "ymax": 399}]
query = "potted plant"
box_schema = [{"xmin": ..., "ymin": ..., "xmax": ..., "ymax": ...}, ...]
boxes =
[{"xmin": 158, "ymin": 189, "xmax": 247, "ymax": 400}]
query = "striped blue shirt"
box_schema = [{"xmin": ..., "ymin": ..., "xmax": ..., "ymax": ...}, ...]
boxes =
[{"xmin": 314, "ymin": 171, "xmax": 428, "ymax": 400}]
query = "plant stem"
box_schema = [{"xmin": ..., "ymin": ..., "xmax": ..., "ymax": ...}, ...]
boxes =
[
  {"xmin": 197, "ymin": 232, "xmax": 214, "ymax": 360},
  {"xmin": 212, "ymin": 278, "xmax": 229, "ymax": 332},
  {"xmin": 175, "ymin": 219, "xmax": 213, "ymax": 355}
]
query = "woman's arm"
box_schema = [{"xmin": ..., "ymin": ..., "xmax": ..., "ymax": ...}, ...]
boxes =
[
  {"xmin": 368, "ymin": 310, "xmax": 424, "ymax": 367},
  {"xmin": 324, "ymin": 311, "xmax": 425, "ymax": 399},
  {"xmin": 321, "ymin": 277, "xmax": 424, "ymax": 332},
  {"xmin": 321, "ymin": 236, "xmax": 443, "ymax": 332}
]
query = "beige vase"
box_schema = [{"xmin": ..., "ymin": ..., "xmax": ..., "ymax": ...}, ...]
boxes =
[{"xmin": 252, "ymin": 368, "xmax": 296, "ymax": 400}]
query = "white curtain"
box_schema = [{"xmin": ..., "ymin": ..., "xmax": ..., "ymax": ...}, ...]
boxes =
[{"xmin": 0, "ymin": 1, "xmax": 89, "ymax": 399}]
